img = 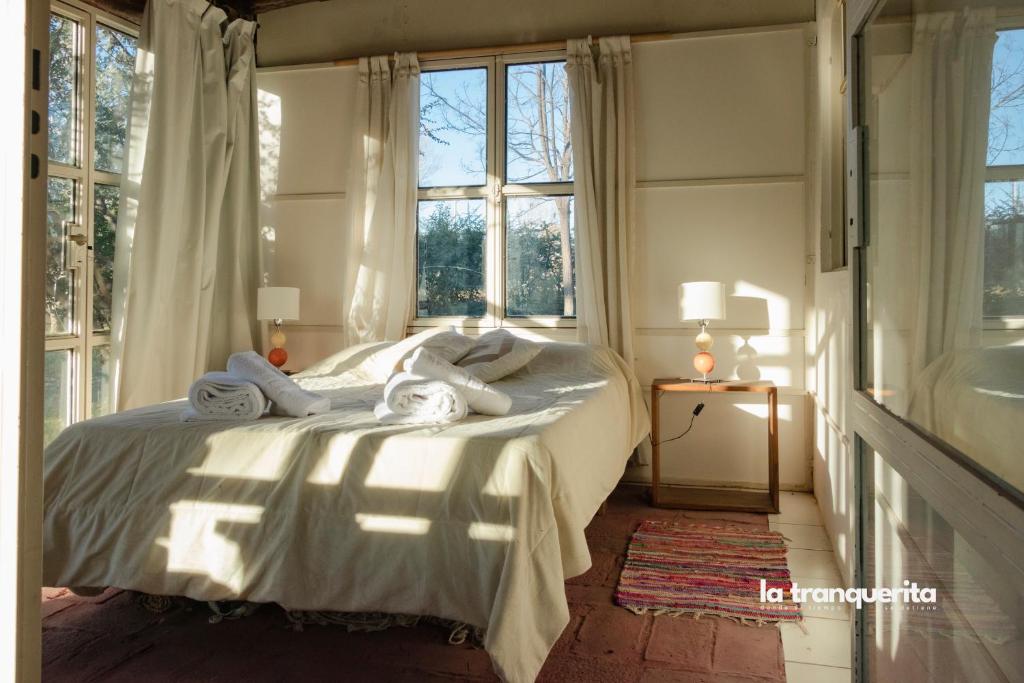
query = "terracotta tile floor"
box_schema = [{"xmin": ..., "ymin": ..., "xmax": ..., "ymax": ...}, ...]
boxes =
[{"xmin": 42, "ymin": 484, "xmax": 787, "ymax": 682}]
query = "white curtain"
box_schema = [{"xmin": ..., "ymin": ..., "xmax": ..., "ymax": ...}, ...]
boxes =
[
  {"xmin": 908, "ymin": 8, "xmax": 996, "ymax": 379},
  {"xmin": 343, "ymin": 53, "xmax": 420, "ymax": 345},
  {"xmin": 566, "ymin": 36, "xmax": 638, "ymax": 369},
  {"xmin": 111, "ymin": 0, "xmax": 261, "ymax": 410}
]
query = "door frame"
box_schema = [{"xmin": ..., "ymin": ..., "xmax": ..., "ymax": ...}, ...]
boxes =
[
  {"xmin": 0, "ymin": 0, "xmax": 47, "ymax": 680},
  {"xmin": 844, "ymin": 1, "xmax": 1024, "ymax": 679}
]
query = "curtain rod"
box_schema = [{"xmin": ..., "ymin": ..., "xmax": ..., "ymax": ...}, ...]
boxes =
[
  {"xmin": 330, "ymin": 32, "xmax": 669, "ymax": 66},
  {"xmin": 327, "ymin": 22, "xmax": 808, "ymax": 67}
]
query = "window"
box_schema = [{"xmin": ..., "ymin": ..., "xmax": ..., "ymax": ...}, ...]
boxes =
[
  {"xmin": 985, "ymin": 28, "xmax": 1024, "ymax": 318},
  {"xmin": 416, "ymin": 56, "xmax": 574, "ymax": 325},
  {"xmin": 46, "ymin": 2, "xmax": 137, "ymax": 442}
]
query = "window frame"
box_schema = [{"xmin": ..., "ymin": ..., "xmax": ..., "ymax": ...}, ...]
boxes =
[
  {"xmin": 982, "ymin": 162, "xmax": 1024, "ymax": 326},
  {"xmin": 413, "ymin": 51, "xmax": 576, "ymax": 331},
  {"xmin": 983, "ymin": 24, "xmax": 1024, "ymax": 325},
  {"xmin": 47, "ymin": 0, "xmax": 138, "ymax": 423}
]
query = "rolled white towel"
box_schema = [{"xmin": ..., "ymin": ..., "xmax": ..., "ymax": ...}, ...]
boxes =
[
  {"xmin": 374, "ymin": 371, "xmax": 468, "ymax": 424},
  {"xmin": 183, "ymin": 371, "xmax": 267, "ymax": 422},
  {"xmin": 226, "ymin": 351, "xmax": 330, "ymax": 417},
  {"xmin": 403, "ymin": 347, "xmax": 511, "ymax": 416}
]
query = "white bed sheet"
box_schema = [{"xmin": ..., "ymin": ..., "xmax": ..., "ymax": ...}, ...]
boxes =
[{"xmin": 43, "ymin": 341, "xmax": 648, "ymax": 682}]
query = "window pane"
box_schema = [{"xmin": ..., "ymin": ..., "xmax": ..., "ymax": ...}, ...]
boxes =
[
  {"xmin": 44, "ymin": 350, "xmax": 72, "ymax": 446},
  {"xmin": 419, "ymin": 68, "xmax": 487, "ymax": 187},
  {"xmin": 416, "ymin": 199, "xmax": 486, "ymax": 317},
  {"xmin": 94, "ymin": 24, "xmax": 137, "ymax": 173},
  {"xmin": 506, "ymin": 196, "xmax": 574, "ymax": 317},
  {"xmin": 984, "ymin": 182, "xmax": 1024, "ymax": 317},
  {"xmin": 93, "ymin": 184, "xmax": 118, "ymax": 331},
  {"xmin": 988, "ymin": 29, "xmax": 1024, "ymax": 166},
  {"xmin": 46, "ymin": 177, "xmax": 75, "ymax": 336},
  {"xmin": 506, "ymin": 62, "xmax": 572, "ymax": 183},
  {"xmin": 49, "ymin": 14, "xmax": 77, "ymax": 165},
  {"xmin": 864, "ymin": 441, "xmax": 1024, "ymax": 682},
  {"xmin": 90, "ymin": 345, "xmax": 112, "ymax": 418}
]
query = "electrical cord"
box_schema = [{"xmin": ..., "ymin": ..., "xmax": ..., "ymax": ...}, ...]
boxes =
[{"xmin": 650, "ymin": 402, "xmax": 705, "ymax": 447}]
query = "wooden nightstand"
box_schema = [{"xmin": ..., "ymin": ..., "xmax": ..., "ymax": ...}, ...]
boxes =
[{"xmin": 650, "ymin": 378, "xmax": 779, "ymax": 514}]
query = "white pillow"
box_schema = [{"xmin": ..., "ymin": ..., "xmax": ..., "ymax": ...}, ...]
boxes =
[
  {"xmin": 418, "ymin": 330, "xmax": 476, "ymax": 365},
  {"xmin": 457, "ymin": 329, "xmax": 542, "ymax": 383},
  {"xmin": 365, "ymin": 327, "xmax": 475, "ymax": 382}
]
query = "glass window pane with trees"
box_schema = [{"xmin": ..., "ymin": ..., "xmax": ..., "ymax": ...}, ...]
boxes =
[
  {"xmin": 46, "ymin": 3, "xmax": 137, "ymax": 440},
  {"xmin": 985, "ymin": 28, "xmax": 1024, "ymax": 318},
  {"xmin": 417, "ymin": 57, "xmax": 574, "ymax": 322}
]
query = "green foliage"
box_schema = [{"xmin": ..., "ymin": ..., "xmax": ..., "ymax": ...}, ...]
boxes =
[
  {"xmin": 43, "ymin": 351, "xmax": 69, "ymax": 446},
  {"xmin": 984, "ymin": 186, "xmax": 1024, "ymax": 316},
  {"xmin": 93, "ymin": 185, "xmax": 119, "ymax": 330},
  {"xmin": 94, "ymin": 25, "xmax": 136, "ymax": 172},
  {"xmin": 417, "ymin": 203, "xmax": 486, "ymax": 316},
  {"xmin": 506, "ymin": 201, "xmax": 575, "ymax": 317},
  {"xmin": 48, "ymin": 15, "xmax": 74, "ymax": 163},
  {"xmin": 46, "ymin": 178, "xmax": 73, "ymax": 335}
]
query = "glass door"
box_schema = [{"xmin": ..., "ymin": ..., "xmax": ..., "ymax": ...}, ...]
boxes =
[
  {"xmin": 46, "ymin": 2, "xmax": 136, "ymax": 443},
  {"xmin": 848, "ymin": 0, "xmax": 1024, "ymax": 680}
]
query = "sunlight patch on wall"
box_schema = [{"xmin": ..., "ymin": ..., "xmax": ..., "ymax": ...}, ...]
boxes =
[
  {"xmin": 257, "ymin": 89, "xmax": 281, "ymax": 200},
  {"xmin": 733, "ymin": 280, "xmax": 789, "ymax": 329},
  {"xmin": 734, "ymin": 402, "xmax": 793, "ymax": 422}
]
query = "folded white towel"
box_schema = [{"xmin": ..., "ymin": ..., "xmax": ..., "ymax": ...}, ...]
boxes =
[
  {"xmin": 374, "ymin": 371, "xmax": 468, "ymax": 424},
  {"xmin": 226, "ymin": 351, "xmax": 330, "ymax": 417},
  {"xmin": 183, "ymin": 371, "xmax": 267, "ymax": 422},
  {"xmin": 403, "ymin": 347, "xmax": 511, "ymax": 416}
]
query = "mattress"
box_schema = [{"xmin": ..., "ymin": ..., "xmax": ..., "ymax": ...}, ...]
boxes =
[
  {"xmin": 43, "ymin": 341, "xmax": 648, "ymax": 682},
  {"xmin": 908, "ymin": 345, "xmax": 1024, "ymax": 493}
]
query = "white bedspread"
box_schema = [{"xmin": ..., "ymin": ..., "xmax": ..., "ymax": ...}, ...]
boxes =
[{"xmin": 44, "ymin": 341, "xmax": 648, "ymax": 682}]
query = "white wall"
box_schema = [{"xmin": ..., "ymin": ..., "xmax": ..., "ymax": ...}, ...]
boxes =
[
  {"xmin": 810, "ymin": 0, "xmax": 854, "ymax": 585},
  {"xmin": 256, "ymin": 24, "xmax": 818, "ymax": 492},
  {"xmin": 257, "ymin": 65, "xmax": 356, "ymax": 370},
  {"xmin": 256, "ymin": 0, "xmax": 814, "ymax": 66}
]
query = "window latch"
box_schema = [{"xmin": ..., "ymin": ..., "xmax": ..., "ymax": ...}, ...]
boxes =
[{"xmin": 65, "ymin": 224, "xmax": 89, "ymax": 270}]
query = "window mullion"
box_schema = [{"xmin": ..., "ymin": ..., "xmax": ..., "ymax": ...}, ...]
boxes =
[{"xmin": 491, "ymin": 56, "xmax": 505, "ymax": 327}]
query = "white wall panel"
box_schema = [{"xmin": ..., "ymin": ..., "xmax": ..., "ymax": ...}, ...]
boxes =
[
  {"xmin": 633, "ymin": 29, "xmax": 808, "ymax": 181},
  {"xmin": 256, "ymin": 66, "xmax": 357, "ymax": 373},
  {"xmin": 263, "ymin": 199, "xmax": 347, "ymax": 326},
  {"xmin": 634, "ymin": 183, "xmax": 807, "ymax": 331},
  {"xmin": 256, "ymin": 67, "xmax": 357, "ymax": 196}
]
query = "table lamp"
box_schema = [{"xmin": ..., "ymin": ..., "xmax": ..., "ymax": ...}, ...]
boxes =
[
  {"xmin": 678, "ymin": 281, "xmax": 726, "ymax": 382},
  {"xmin": 257, "ymin": 287, "xmax": 300, "ymax": 368}
]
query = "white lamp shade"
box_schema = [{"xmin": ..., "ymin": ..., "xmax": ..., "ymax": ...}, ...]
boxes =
[
  {"xmin": 257, "ymin": 287, "xmax": 300, "ymax": 321},
  {"xmin": 678, "ymin": 281, "xmax": 726, "ymax": 322}
]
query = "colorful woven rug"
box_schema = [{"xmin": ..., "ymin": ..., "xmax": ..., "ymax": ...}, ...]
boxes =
[{"xmin": 615, "ymin": 520, "xmax": 802, "ymax": 624}]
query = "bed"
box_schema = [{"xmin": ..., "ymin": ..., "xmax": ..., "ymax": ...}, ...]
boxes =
[
  {"xmin": 908, "ymin": 345, "xmax": 1024, "ymax": 493},
  {"xmin": 43, "ymin": 340, "xmax": 648, "ymax": 682}
]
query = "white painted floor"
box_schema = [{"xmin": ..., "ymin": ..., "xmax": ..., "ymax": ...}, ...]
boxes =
[{"xmin": 770, "ymin": 492, "xmax": 853, "ymax": 683}]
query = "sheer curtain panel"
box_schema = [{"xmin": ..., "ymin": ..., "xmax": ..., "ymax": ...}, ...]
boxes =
[
  {"xmin": 111, "ymin": 0, "xmax": 261, "ymax": 410},
  {"xmin": 567, "ymin": 37, "xmax": 649, "ymax": 460},
  {"xmin": 343, "ymin": 53, "xmax": 420, "ymax": 345},
  {"xmin": 567, "ymin": 36, "xmax": 638, "ymax": 369},
  {"xmin": 908, "ymin": 9, "xmax": 996, "ymax": 380}
]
